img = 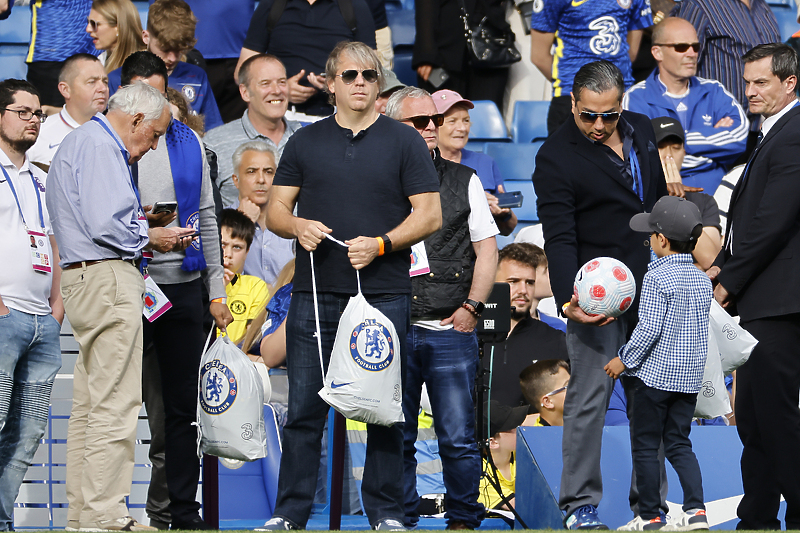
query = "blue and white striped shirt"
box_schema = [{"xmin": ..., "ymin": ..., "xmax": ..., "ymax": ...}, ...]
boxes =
[
  {"xmin": 671, "ymin": 0, "xmax": 780, "ymax": 120},
  {"xmin": 619, "ymin": 253, "xmax": 713, "ymax": 393}
]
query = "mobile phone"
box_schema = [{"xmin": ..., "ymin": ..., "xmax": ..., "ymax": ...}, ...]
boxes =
[
  {"xmin": 428, "ymin": 67, "xmax": 450, "ymax": 89},
  {"xmin": 152, "ymin": 201, "xmax": 178, "ymax": 214},
  {"xmin": 496, "ymin": 191, "xmax": 524, "ymax": 209}
]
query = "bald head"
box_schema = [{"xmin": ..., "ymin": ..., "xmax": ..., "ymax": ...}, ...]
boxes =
[{"xmin": 651, "ymin": 18, "xmax": 698, "ymax": 50}]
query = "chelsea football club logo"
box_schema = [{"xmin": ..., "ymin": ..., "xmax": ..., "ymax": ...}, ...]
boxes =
[
  {"xmin": 187, "ymin": 211, "xmax": 200, "ymax": 250},
  {"xmin": 349, "ymin": 319, "xmax": 394, "ymax": 372},
  {"xmin": 200, "ymin": 360, "xmax": 238, "ymax": 415},
  {"xmin": 181, "ymin": 84, "xmax": 197, "ymax": 103}
]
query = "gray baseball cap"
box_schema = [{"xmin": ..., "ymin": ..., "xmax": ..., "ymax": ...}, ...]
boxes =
[
  {"xmin": 380, "ymin": 68, "xmax": 406, "ymax": 96},
  {"xmin": 630, "ymin": 196, "xmax": 703, "ymax": 242}
]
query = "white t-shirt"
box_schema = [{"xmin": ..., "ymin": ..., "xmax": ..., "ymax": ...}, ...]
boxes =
[
  {"xmin": 414, "ymin": 173, "xmax": 499, "ymax": 330},
  {"xmin": 27, "ymin": 107, "xmax": 82, "ymax": 166},
  {"xmin": 0, "ymin": 149, "xmax": 54, "ymax": 315}
]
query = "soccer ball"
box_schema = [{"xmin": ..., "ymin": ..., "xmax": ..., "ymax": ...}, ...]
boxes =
[{"xmin": 573, "ymin": 257, "xmax": 636, "ymax": 318}]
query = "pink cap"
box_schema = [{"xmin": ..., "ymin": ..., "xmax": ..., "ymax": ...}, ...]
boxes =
[{"xmin": 432, "ymin": 89, "xmax": 474, "ymax": 114}]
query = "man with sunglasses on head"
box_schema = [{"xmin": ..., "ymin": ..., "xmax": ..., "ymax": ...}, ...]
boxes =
[
  {"xmin": 384, "ymin": 86, "xmax": 498, "ymax": 530},
  {"xmin": 259, "ymin": 41, "xmax": 441, "ymax": 532},
  {"xmin": 532, "ymin": 60, "xmax": 667, "ymax": 530},
  {"xmin": 623, "ymin": 17, "xmax": 749, "ymax": 195}
]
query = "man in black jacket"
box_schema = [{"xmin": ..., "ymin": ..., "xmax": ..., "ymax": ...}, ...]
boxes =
[
  {"xmin": 386, "ymin": 86, "xmax": 498, "ymax": 530},
  {"xmin": 710, "ymin": 43, "xmax": 800, "ymax": 530},
  {"xmin": 532, "ymin": 60, "xmax": 667, "ymax": 530}
]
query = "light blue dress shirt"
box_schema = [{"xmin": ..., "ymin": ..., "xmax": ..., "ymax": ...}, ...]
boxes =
[{"xmin": 46, "ymin": 114, "xmax": 149, "ymax": 267}]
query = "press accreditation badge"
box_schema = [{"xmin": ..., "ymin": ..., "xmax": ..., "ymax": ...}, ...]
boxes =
[
  {"xmin": 28, "ymin": 229, "xmax": 51, "ymax": 274},
  {"xmin": 143, "ymin": 275, "xmax": 172, "ymax": 322},
  {"xmin": 409, "ymin": 242, "xmax": 430, "ymax": 277}
]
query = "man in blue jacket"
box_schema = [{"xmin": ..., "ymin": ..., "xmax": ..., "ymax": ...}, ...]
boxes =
[{"xmin": 623, "ymin": 17, "xmax": 748, "ymax": 194}]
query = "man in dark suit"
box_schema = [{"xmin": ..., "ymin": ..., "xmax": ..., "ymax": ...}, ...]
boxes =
[
  {"xmin": 709, "ymin": 43, "xmax": 800, "ymax": 530},
  {"xmin": 533, "ymin": 60, "xmax": 668, "ymax": 530}
]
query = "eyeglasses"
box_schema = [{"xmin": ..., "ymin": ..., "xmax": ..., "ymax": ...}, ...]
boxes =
[
  {"xmin": 86, "ymin": 18, "xmax": 112, "ymax": 32},
  {"xmin": 336, "ymin": 69, "xmax": 379, "ymax": 84},
  {"xmin": 578, "ymin": 111, "xmax": 621, "ymax": 123},
  {"xmin": 544, "ymin": 384, "xmax": 568, "ymax": 398},
  {"xmin": 401, "ymin": 114, "xmax": 445, "ymax": 129},
  {"xmin": 1, "ymin": 107, "xmax": 46, "ymax": 123},
  {"xmin": 654, "ymin": 42, "xmax": 701, "ymax": 53}
]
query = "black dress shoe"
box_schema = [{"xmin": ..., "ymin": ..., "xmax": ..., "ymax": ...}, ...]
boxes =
[{"xmin": 170, "ymin": 517, "xmax": 213, "ymax": 530}]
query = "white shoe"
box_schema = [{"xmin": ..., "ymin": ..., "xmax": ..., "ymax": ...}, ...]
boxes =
[
  {"xmin": 79, "ymin": 517, "xmax": 157, "ymax": 531},
  {"xmin": 617, "ymin": 516, "xmax": 666, "ymax": 531},
  {"xmin": 665, "ymin": 509, "xmax": 708, "ymax": 531}
]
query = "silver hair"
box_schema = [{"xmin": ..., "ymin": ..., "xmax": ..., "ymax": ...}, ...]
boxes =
[
  {"xmin": 108, "ymin": 81, "xmax": 167, "ymax": 121},
  {"xmin": 232, "ymin": 140, "xmax": 278, "ymax": 174},
  {"xmin": 384, "ymin": 86, "xmax": 432, "ymax": 120}
]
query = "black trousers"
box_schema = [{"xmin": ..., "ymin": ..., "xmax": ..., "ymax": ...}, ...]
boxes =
[
  {"xmin": 735, "ymin": 313, "xmax": 800, "ymax": 530},
  {"xmin": 546, "ymin": 95, "xmax": 572, "ymax": 138},
  {"xmin": 205, "ymin": 58, "xmax": 247, "ymax": 125},
  {"xmin": 27, "ymin": 61, "xmax": 65, "ymax": 107},
  {"xmin": 623, "ymin": 376, "xmax": 704, "ymax": 520},
  {"xmin": 142, "ymin": 278, "xmax": 206, "ymax": 525}
]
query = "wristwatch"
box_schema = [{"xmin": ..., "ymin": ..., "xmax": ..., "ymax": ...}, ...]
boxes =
[{"xmin": 463, "ymin": 299, "xmax": 485, "ymax": 316}]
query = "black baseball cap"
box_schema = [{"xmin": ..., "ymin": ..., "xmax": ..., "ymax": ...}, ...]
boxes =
[
  {"xmin": 651, "ymin": 116, "xmax": 685, "ymax": 144},
  {"xmin": 630, "ymin": 195, "xmax": 703, "ymax": 242},
  {"xmin": 484, "ymin": 400, "xmax": 528, "ymax": 436}
]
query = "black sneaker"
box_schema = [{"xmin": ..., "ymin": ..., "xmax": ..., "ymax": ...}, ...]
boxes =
[
  {"xmin": 170, "ymin": 517, "xmax": 212, "ymax": 530},
  {"xmin": 255, "ymin": 517, "xmax": 300, "ymax": 531}
]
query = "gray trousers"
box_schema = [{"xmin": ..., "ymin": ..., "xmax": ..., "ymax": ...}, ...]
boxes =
[{"xmin": 559, "ymin": 314, "xmax": 635, "ymax": 517}]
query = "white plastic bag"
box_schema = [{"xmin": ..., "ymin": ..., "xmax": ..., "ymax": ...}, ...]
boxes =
[
  {"xmin": 309, "ymin": 245, "xmax": 403, "ymax": 426},
  {"xmin": 197, "ymin": 333, "xmax": 267, "ymax": 461},
  {"xmin": 694, "ymin": 326, "xmax": 732, "ymax": 419},
  {"xmin": 708, "ymin": 300, "xmax": 758, "ymax": 375}
]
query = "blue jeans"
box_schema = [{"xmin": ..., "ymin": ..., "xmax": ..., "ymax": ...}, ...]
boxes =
[
  {"xmin": 273, "ymin": 292, "xmax": 410, "ymax": 528},
  {"xmin": 0, "ymin": 308, "xmax": 62, "ymax": 530},
  {"xmin": 402, "ymin": 326, "xmax": 483, "ymax": 528}
]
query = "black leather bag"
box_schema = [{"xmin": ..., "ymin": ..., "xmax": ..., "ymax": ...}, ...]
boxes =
[{"xmin": 457, "ymin": 0, "xmax": 521, "ymax": 69}]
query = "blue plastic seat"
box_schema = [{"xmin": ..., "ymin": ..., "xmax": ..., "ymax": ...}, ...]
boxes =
[
  {"xmin": 387, "ymin": 10, "xmax": 416, "ymax": 47},
  {"xmin": 1, "ymin": 8, "xmax": 31, "ymax": 44},
  {"xmin": 0, "ymin": 51, "xmax": 27, "ymax": 81},
  {"xmin": 392, "ymin": 51, "xmax": 417, "ymax": 86},
  {"xmin": 218, "ymin": 404, "xmax": 283, "ymax": 521},
  {"xmin": 511, "ymin": 100, "xmax": 550, "ymax": 143},
  {"xmin": 469, "ymin": 100, "xmax": 510, "ymax": 141},
  {"xmin": 767, "ymin": 0, "xmax": 792, "ymax": 6},
  {"xmin": 484, "ymin": 142, "xmax": 542, "ymax": 182},
  {"xmin": 502, "ymin": 180, "xmax": 538, "ymax": 223},
  {"xmin": 772, "ymin": 6, "xmax": 800, "ymax": 40}
]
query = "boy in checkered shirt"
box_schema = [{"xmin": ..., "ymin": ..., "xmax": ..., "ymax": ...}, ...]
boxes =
[{"xmin": 605, "ymin": 196, "xmax": 713, "ymax": 531}]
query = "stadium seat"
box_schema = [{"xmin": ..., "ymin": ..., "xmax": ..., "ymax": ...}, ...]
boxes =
[
  {"xmin": 511, "ymin": 100, "xmax": 550, "ymax": 143},
  {"xmin": 772, "ymin": 6, "xmax": 800, "ymax": 40},
  {"xmin": 484, "ymin": 142, "xmax": 542, "ymax": 182},
  {"xmin": 133, "ymin": 1, "xmax": 148, "ymax": 28},
  {"xmin": 218, "ymin": 404, "xmax": 282, "ymax": 521},
  {"xmin": 502, "ymin": 180, "xmax": 538, "ymax": 223},
  {"xmin": 469, "ymin": 100, "xmax": 510, "ymax": 141},
  {"xmin": 392, "ymin": 51, "xmax": 417, "ymax": 86},
  {"xmin": 0, "ymin": 51, "xmax": 27, "ymax": 81},
  {"xmin": 387, "ymin": 10, "xmax": 416, "ymax": 48},
  {"xmin": 464, "ymin": 140, "xmax": 486, "ymax": 152},
  {"xmin": 767, "ymin": 0, "xmax": 792, "ymax": 6},
  {"xmin": 1, "ymin": 7, "xmax": 31, "ymax": 44}
]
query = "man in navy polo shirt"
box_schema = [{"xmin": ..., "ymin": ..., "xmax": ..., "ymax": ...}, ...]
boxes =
[
  {"xmin": 258, "ymin": 41, "xmax": 441, "ymax": 531},
  {"xmin": 235, "ymin": 0, "xmax": 376, "ymax": 117}
]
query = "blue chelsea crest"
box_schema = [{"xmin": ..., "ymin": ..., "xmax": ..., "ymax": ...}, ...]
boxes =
[
  {"xmin": 200, "ymin": 360, "xmax": 238, "ymax": 414},
  {"xmin": 349, "ymin": 319, "xmax": 394, "ymax": 372}
]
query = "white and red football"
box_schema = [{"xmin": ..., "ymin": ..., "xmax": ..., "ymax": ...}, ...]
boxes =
[{"xmin": 573, "ymin": 257, "xmax": 636, "ymax": 318}]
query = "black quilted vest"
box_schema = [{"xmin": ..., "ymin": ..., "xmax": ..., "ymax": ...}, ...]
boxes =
[{"xmin": 411, "ymin": 151, "xmax": 476, "ymax": 318}]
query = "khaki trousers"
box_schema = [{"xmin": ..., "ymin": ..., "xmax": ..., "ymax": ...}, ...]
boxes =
[{"xmin": 61, "ymin": 260, "xmax": 145, "ymax": 524}]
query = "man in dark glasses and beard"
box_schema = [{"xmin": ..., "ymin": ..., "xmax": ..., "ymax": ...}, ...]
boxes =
[{"xmin": 532, "ymin": 59, "xmax": 668, "ymax": 530}]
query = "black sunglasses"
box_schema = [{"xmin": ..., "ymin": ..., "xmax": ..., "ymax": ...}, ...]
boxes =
[
  {"xmin": 402, "ymin": 114, "xmax": 445, "ymax": 129},
  {"xmin": 655, "ymin": 42, "xmax": 701, "ymax": 53},
  {"xmin": 578, "ymin": 111, "xmax": 621, "ymax": 123},
  {"xmin": 336, "ymin": 69, "xmax": 379, "ymax": 84}
]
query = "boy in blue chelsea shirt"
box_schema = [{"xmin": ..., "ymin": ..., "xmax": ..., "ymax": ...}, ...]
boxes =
[{"xmin": 605, "ymin": 195, "xmax": 712, "ymax": 531}]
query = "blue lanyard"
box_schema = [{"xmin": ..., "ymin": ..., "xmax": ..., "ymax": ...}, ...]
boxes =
[
  {"xmin": 1, "ymin": 164, "xmax": 45, "ymax": 230},
  {"xmin": 90, "ymin": 116, "xmax": 144, "ymax": 211},
  {"xmin": 629, "ymin": 146, "xmax": 644, "ymax": 203}
]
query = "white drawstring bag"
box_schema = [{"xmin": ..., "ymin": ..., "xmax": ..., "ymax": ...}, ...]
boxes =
[
  {"xmin": 196, "ymin": 332, "xmax": 267, "ymax": 461},
  {"xmin": 311, "ymin": 241, "xmax": 404, "ymax": 426},
  {"xmin": 708, "ymin": 300, "xmax": 758, "ymax": 375},
  {"xmin": 694, "ymin": 327, "xmax": 732, "ymax": 419}
]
